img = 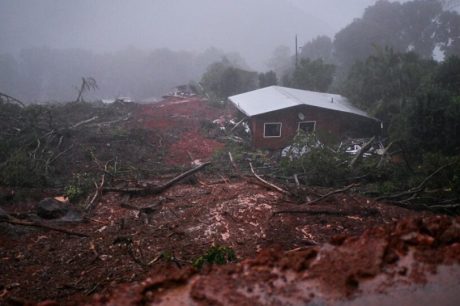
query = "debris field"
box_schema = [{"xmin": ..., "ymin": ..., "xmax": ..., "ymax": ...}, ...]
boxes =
[{"xmin": 0, "ymin": 97, "xmax": 459, "ymax": 305}]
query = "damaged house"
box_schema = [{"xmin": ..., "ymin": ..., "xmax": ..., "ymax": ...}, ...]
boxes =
[{"xmin": 228, "ymin": 86, "xmax": 381, "ymax": 150}]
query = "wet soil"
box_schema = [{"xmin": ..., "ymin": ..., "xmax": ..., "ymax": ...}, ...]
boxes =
[
  {"xmin": 0, "ymin": 177, "xmax": 438, "ymax": 305},
  {"xmin": 86, "ymin": 216, "xmax": 460, "ymax": 306},
  {"xmin": 137, "ymin": 97, "xmax": 230, "ymax": 166},
  {"xmin": 1, "ymin": 97, "xmax": 458, "ymax": 305}
]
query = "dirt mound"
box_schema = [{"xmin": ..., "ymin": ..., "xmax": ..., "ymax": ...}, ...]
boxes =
[{"xmin": 87, "ymin": 216, "xmax": 460, "ymax": 306}]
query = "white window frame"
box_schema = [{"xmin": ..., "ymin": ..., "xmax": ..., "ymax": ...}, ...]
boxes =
[
  {"xmin": 263, "ymin": 122, "xmax": 282, "ymax": 138},
  {"xmin": 298, "ymin": 121, "xmax": 316, "ymax": 133}
]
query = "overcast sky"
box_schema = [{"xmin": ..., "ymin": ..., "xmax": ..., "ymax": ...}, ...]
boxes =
[{"xmin": 0, "ymin": 0, "xmax": 406, "ymax": 69}]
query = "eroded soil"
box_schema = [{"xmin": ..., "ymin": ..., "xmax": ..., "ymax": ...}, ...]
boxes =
[
  {"xmin": 0, "ymin": 177, "xmax": 442, "ymax": 305},
  {"xmin": 85, "ymin": 215, "xmax": 460, "ymax": 306},
  {"xmin": 1, "ymin": 97, "xmax": 459, "ymax": 305}
]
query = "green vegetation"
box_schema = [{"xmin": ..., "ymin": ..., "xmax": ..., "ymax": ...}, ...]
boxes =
[
  {"xmin": 200, "ymin": 58, "xmax": 258, "ymax": 99},
  {"xmin": 333, "ymin": 0, "xmax": 460, "ymax": 69},
  {"xmin": 64, "ymin": 172, "xmax": 94, "ymax": 203},
  {"xmin": 342, "ymin": 48, "xmax": 460, "ymax": 156},
  {"xmin": 287, "ymin": 58, "xmax": 336, "ymax": 92},
  {"xmin": 258, "ymin": 70, "xmax": 278, "ymax": 88},
  {"xmin": 192, "ymin": 245, "xmax": 237, "ymax": 270}
]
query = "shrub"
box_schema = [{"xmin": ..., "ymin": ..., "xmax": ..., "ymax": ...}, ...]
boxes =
[
  {"xmin": 0, "ymin": 150, "xmax": 46, "ymax": 187},
  {"xmin": 64, "ymin": 172, "xmax": 94, "ymax": 203},
  {"xmin": 192, "ymin": 245, "xmax": 237, "ymax": 270}
]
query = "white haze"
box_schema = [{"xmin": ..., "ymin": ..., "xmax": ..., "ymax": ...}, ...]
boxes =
[{"xmin": 1, "ymin": 0, "xmax": 393, "ymax": 70}]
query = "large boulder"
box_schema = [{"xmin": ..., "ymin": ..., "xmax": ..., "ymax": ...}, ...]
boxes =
[{"xmin": 36, "ymin": 198, "xmax": 69, "ymax": 219}]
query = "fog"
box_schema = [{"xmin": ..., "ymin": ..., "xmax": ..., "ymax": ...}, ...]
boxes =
[
  {"xmin": 0, "ymin": 0, "xmax": 427, "ymax": 101},
  {"xmin": 0, "ymin": 0, "xmax": 388, "ymax": 68}
]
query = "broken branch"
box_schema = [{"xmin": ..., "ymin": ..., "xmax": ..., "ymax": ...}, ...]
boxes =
[
  {"xmin": 349, "ymin": 136, "xmax": 375, "ymax": 168},
  {"xmin": 249, "ymin": 162, "xmax": 290, "ymax": 195},
  {"xmin": 71, "ymin": 116, "xmax": 99, "ymax": 129},
  {"xmin": 303, "ymin": 183, "xmax": 358, "ymax": 205},
  {"xmin": 1, "ymin": 217, "xmax": 89, "ymax": 237},
  {"xmin": 377, "ymin": 141, "xmax": 394, "ymax": 168},
  {"xmin": 0, "ymin": 92, "xmax": 25, "ymax": 108},
  {"xmin": 85, "ymin": 174, "xmax": 105, "ymax": 211},
  {"xmin": 230, "ymin": 116, "xmax": 247, "ymax": 132},
  {"xmin": 104, "ymin": 162, "xmax": 211, "ymax": 195},
  {"xmin": 293, "ymin": 174, "xmax": 300, "ymax": 188},
  {"xmin": 376, "ymin": 164, "xmax": 451, "ymax": 202},
  {"xmin": 228, "ymin": 151, "xmax": 243, "ymax": 176}
]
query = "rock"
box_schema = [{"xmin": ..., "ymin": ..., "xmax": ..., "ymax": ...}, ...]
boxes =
[{"xmin": 37, "ymin": 198, "xmax": 69, "ymax": 219}]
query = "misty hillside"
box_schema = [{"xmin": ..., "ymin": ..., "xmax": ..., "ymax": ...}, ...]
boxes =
[
  {"xmin": 0, "ymin": 0, "xmax": 330, "ymax": 68},
  {"xmin": 0, "ymin": 0, "xmax": 334, "ymax": 103}
]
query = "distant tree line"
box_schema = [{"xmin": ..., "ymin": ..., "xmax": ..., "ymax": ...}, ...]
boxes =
[
  {"xmin": 0, "ymin": 47, "xmax": 247, "ymax": 103},
  {"xmin": 260, "ymin": 0, "xmax": 460, "ymax": 94}
]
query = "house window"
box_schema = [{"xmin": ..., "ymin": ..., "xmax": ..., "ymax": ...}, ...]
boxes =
[
  {"xmin": 298, "ymin": 121, "xmax": 316, "ymax": 133},
  {"xmin": 264, "ymin": 122, "xmax": 282, "ymax": 138}
]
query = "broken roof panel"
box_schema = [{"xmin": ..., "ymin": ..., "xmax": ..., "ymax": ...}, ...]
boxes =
[{"xmin": 228, "ymin": 86, "xmax": 374, "ymax": 119}]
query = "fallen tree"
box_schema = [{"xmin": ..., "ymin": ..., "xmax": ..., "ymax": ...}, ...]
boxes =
[
  {"xmin": 0, "ymin": 215, "xmax": 89, "ymax": 237},
  {"xmin": 0, "ymin": 92, "xmax": 25, "ymax": 107},
  {"xmin": 104, "ymin": 162, "xmax": 211, "ymax": 195},
  {"xmin": 376, "ymin": 164, "xmax": 451, "ymax": 202}
]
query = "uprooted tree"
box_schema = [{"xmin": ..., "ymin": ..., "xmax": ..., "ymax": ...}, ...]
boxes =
[{"xmin": 75, "ymin": 77, "xmax": 98, "ymax": 103}]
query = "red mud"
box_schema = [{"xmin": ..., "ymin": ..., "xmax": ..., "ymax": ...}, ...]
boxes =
[
  {"xmin": 165, "ymin": 132, "xmax": 224, "ymax": 165},
  {"xmin": 86, "ymin": 216, "xmax": 460, "ymax": 306},
  {"xmin": 0, "ymin": 177, "xmax": 445, "ymax": 305},
  {"xmin": 136, "ymin": 97, "xmax": 230, "ymax": 165}
]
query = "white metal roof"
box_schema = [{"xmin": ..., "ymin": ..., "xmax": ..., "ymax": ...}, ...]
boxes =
[{"xmin": 228, "ymin": 86, "xmax": 374, "ymax": 119}]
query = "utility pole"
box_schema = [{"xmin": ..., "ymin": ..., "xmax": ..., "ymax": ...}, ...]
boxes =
[{"xmin": 295, "ymin": 34, "xmax": 298, "ymax": 69}]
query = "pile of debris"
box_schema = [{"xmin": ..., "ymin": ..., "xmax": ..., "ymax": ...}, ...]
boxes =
[{"xmin": 1, "ymin": 95, "xmax": 459, "ymax": 305}]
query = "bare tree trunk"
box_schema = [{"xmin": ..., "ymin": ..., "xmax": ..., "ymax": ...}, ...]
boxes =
[{"xmin": 104, "ymin": 162, "xmax": 211, "ymax": 195}]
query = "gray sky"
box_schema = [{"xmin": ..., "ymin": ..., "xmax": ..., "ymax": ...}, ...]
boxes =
[{"xmin": 0, "ymin": 0, "xmax": 399, "ymax": 69}]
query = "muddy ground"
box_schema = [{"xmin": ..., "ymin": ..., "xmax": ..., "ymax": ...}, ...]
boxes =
[
  {"xmin": 88, "ymin": 215, "xmax": 460, "ymax": 306},
  {"xmin": 0, "ymin": 178, "xmax": 442, "ymax": 305},
  {"xmin": 0, "ymin": 97, "xmax": 459, "ymax": 305}
]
